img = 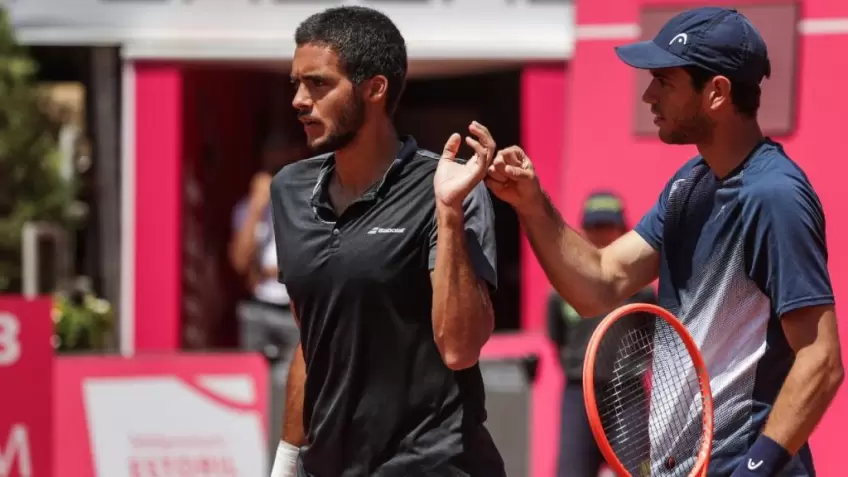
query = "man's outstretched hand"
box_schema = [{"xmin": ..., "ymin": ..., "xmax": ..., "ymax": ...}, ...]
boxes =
[{"xmin": 434, "ymin": 121, "xmax": 496, "ymax": 210}]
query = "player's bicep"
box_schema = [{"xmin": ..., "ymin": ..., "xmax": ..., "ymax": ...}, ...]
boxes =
[
  {"xmin": 601, "ymin": 230, "xmax": 661, "ymax": 303},
  {"xmin": 780, "ymin": 304, "xmax": 840, "ymax": 355}
]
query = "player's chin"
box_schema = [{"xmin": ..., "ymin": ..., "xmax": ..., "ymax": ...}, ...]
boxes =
[
  {"xmin": 306, "ymin": 134, "xmax": 330, "ymax": 152},
  {"xmin": 657, "ymin": 129, "xmax": 687, "ymax": 146},
  {"xmin": 657, "ymin": 132, "xmax": 674, "ymax": 145}
]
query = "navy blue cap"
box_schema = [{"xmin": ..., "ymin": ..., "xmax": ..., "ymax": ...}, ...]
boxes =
[
  {"xmin": 615, "ymin": 7, "xmax": 771, "ymax": 85},
  {"xmin": 582, "ymin": 191, "xmax": 626, "ymax": 229}
]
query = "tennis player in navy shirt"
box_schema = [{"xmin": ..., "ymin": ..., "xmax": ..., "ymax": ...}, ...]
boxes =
[{"xmin": 485, "ymin": 7, "xmax": 843, "ymax": 477}]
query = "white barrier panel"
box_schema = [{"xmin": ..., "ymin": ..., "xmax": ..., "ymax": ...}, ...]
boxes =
[{"xmin": 55, "ymin": 353, "xmax": 269, "ymax": 477}]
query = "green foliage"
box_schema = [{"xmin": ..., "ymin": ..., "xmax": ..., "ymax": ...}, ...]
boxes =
[
  {"xmin": 53, "ymin": 290, "xmax": 114, "ymax": 352},
  {"xmin": 0, "ymin": 9, "xmax": 74, "ymax": 292}
]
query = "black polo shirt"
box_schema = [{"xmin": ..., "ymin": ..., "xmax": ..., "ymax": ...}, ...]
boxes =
[{"xmin": 270, "ymin": 136, "xmax": 505, "ymax": 477}]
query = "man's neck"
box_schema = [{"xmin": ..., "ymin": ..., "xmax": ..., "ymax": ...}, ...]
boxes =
[
  {"xmin": 697, "ymin": 119, "xmax": 765, "ymax": 179},
  {"xmin": 333, "ymin": 120, "xmax": 400, "ymax": 197}
]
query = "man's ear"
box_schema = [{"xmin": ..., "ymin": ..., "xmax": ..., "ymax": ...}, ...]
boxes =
[
  {"xmin": 363, "ymin": 75, "xmax": 389, "ymax": 106},
  {"xmin": 706, "ymin": 75, "xmax": 732, "ymax": 112}
]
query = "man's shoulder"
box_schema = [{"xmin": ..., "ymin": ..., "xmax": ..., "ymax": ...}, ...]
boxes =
[
  {"xmin": 673, "ymin": 155, "xmax": 706, "ymax": 178},
  {"xmin": 739, "ymin": 144, "xmax": 820, "ymax": 211},
  {"xmin": 272, "ymin": 153, "xmax": 331, "ymax": 192},
  {"xmin": 662, "ymin": 155, "xmax": 707, "ymax": 196},
  {"xmin": 409, "ymin": 147, "xmax": 493, "ymax": 207},
  {"xmin": 404, "ymin": 147, "xmax": 441, "ymax": 177},
  {"xmin": 278, "ymin": 153, "xmax": 332, "ymax": 178},
  {"xmin": 414, "ymin": 148, "xmax": 442, "ymax": 162},
  {"xmin": 406, "ymin": 146, "xmax": 476, "ymax": 173}
]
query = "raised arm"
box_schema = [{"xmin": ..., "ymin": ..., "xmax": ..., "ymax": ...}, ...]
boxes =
[
  {"xmin": 486, "ymin": 146, "xmax": 660, "ymax": 317},
  {"xmin": 430, "ymin": 123, "xmax": 499, "ymax": 370},
  {"xmin": 229, "ymin": 173, "xmax": 273, "ymax": 274},
  {"xmin": 429, "ymin": 184, "xmax": 498, "ymax": 370}
]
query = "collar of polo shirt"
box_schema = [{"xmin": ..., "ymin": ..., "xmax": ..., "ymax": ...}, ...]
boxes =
[{"xmin": 310, "ymin": 135, "xmax": 420, "ymax": 211}]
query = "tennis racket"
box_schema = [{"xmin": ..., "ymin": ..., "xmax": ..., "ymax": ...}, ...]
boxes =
[{"xmin": 583, "ymin": 303, "xmax": 714, "ymax": 477}]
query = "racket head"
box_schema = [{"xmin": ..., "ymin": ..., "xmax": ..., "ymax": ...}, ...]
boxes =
[{"xmin": 582, "ymin": 303, "xmax": 714, "ymax": 477}]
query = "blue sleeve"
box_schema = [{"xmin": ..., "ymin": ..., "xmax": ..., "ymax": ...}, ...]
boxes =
[
  {"xmin": 634, "ymin": 179, "xmax": 674, "ymax": 251},
  {"xmin": 428, "ymin": 182, "xmax": 498, "ymax": 290},
  {"xmin": 745, "ymin": 180, "xmax": 835, "ymax": 317}
]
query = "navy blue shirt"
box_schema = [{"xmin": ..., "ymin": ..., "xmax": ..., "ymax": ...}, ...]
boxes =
[{"xmin": 634, "ymin": 139, "xmax": 834, "ymax": 476}]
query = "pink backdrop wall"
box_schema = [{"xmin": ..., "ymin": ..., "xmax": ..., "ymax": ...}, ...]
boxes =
[
  {"xmin": 134, "ymin": 63, "xmax": 184, "ymax": 351},
  {"xmin": 520, "ymin": 66, "xmax": 567, "ymax": 332}
]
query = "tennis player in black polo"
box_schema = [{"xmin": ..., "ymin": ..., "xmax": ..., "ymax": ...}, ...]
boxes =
[{"xmin": 268, "ymin": 6, "xmax": 506, "ymax": 477}]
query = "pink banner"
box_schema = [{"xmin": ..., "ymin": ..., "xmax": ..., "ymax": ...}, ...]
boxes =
[
  {"xmin": 0, "ymin": 297, "xmax": 53, "ymax": 477},
  {"xmin": 55, "ymin": 353, "xmax": 269, "ymax": 477}
]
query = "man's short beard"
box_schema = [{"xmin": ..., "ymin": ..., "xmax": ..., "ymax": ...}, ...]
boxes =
[
  {"xmin": 310, "ymin": 94, "xmax": 366, "ymax": 155},
  {"xmin": 661, "ymin": 109, "xmax": 715, "ymax": 145}
]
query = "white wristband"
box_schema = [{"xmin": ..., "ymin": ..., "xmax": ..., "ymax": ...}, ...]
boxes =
[{"xmin": 270, "ymin": 441, "xmax": 300, "ymax": 477}]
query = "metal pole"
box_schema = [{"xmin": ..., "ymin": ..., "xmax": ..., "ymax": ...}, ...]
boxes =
[{"xmin": 21, "ymin": 223, "xmax": 38, "ymax": 299}]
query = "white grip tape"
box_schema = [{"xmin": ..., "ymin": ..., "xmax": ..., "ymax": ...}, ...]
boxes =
[{"xmin": 270, "ymin": 441, "xmax": 300, "ymax": 477}]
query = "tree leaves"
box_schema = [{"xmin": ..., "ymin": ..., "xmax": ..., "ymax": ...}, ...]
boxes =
[{"xmin": 0, "ymin": 9, "xmax": 72, "ymax": 292}]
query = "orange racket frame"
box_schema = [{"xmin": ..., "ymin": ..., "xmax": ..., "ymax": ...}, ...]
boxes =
[{"xmin": 582, "ymin": 303, "xmax": 715, "ymax": 477}]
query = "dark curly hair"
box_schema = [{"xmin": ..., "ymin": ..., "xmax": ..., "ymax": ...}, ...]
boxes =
[{"xmin": 295, "ymin": 6, "xmax": 408, "ymax": 116}]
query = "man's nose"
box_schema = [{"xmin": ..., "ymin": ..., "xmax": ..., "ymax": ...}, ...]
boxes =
[
  {"xmin": 642, "ymin": 79, "xmax": 659, "ymax": 105},
  {"xmin": 292, "ymin": 83, "xmax": 312, "ymax": 110}
]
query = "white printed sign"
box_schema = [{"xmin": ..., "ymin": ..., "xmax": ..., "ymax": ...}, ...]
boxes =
[{"xmin": 82, "ymin": 375, "xmax": 266, "ymax": 477}]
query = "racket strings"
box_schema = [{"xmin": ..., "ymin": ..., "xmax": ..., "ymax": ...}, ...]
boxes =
[{"xmin": 593, "ymin": 313, "xmax": 707, "ymax": 476}]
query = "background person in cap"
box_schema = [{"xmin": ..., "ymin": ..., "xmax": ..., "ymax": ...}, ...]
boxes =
[
  {"xmin": 487, "ymin": 6, "xmax": 843, "ymax": 477},
  {"xmin": 547, "ymin": 191, "xmax": 656, "ymax": 477}
]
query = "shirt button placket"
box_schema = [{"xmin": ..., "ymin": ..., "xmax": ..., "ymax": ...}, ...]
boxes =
[{"xmin": 331, "ymin": 227, "xmax": 341, "ymax": 249}]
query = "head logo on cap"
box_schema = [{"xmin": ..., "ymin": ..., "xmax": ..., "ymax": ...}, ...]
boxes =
[{"xmin": 669, "ymin": 33, "xmax": 688, "ymax": 46}]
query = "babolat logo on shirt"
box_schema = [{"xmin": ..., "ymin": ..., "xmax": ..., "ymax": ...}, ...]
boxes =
[{"xmin": 367, "ymin": 227, "xmax": 406, "ymax": 235}]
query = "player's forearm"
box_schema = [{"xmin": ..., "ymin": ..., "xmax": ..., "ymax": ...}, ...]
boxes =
[
  {"xmin": 282, "ymin": 343, "xmax": 307, "ymax": 446},
  {"xmin": 230, "ymin": 206, "xmax": 265, "ymax": 274},
  {"xmin": 763, "ymin": 340, "xmax": 845, "ymax": 454},
  {"xmin": 762, "ymin": 342, "xmax": 844, "ymax": 454},
  {"xmin": 431, "ymin": 203, "xmax": 494, "ymax": 371},
  {"xmin": 516, "ymin": 192, "xmax": 617, "ymax": 316}
]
